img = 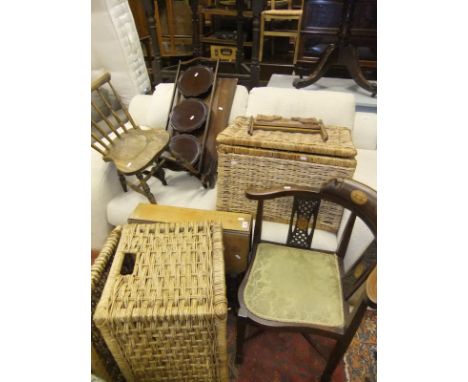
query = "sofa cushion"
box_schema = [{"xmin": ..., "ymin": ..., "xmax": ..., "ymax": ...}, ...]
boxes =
[
  {"xmin": 128, "ymin": 83, "xmax": 174, "ymax": 129},
  {"xmin": 245, "ymin": 88, "xmax": 356, "ymax": 129},
  {"xmin": 353, "ymin": 112, "xmax": 377, "ymax": 150},
  {"xmin": 354, "ymin": 149, "xmax": 376, "ymax": 190}
]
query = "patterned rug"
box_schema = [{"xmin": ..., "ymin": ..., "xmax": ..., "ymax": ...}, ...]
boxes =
[
  {"xmin": 344, "ymin": 309, "xmax": 377, "ymax": 382},
  {"xmin": 227, "ymin": 309, "xmax": 376, "ymax": 382}
]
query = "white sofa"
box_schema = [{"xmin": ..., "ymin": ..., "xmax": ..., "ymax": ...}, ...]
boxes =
[{"xmin": 92, "ymin": 85, "xmax": 376, "ymax": 271}]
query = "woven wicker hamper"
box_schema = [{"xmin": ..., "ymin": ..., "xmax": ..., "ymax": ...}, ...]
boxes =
[
  {"xmin": 216, "ymin": 116, "xmax": 357, "ymax": 232},
  {"xmin": 91, "ymin": 226, "xmax": 125, "ymax": 382},
  {"xmin": 94, "ymin": 222, "xmax": 228, "ymax": 382}
]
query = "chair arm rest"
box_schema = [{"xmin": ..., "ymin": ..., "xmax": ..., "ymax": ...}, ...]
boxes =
[
  {"xmin": 322, "ymin": 178, "xmax": 377, "ymax": 236},
  {"xmin": 245, "ymin": 185, "xmax": 317, "ymax": 200}
]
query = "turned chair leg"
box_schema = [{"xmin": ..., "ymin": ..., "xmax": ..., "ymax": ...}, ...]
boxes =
[
  {"xmin": 117, "ymin": 171, "xmax": 127, "ymax": 192},
  {"xmin": 235, "ymin": 315, "xmax": 248, "ymax": 365},
  {"xmin": 136, "ymin": 173, "xmax": 156, "ymax": 204},
  {"xmin": 321, "ymin": 301, "xmax": 368, "ymax": 382},
  {"xmin": 155, "ymin": 167, "xmax": 167, "ymax": 186}
]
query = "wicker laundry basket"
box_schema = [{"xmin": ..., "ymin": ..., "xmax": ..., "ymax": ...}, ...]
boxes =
[
  {"xmin": 216, "ymin": 116, "xmax": 357, "ymax": 232},
  {"xmin": 91, "ymin": 226, "xmax": 125, "ymax": 382},
  {"xmin": 94, "ymin": 222, "xmax": 228, "ymax": 382}
]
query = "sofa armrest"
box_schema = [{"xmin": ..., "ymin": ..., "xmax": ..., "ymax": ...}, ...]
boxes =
[{"xmin": 353, "ymin": 112, "xmax": 377, "ymax": 150}]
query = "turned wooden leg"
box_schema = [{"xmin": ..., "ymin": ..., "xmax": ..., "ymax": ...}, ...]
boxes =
[
  {"xmin": 235, "ymin": 0, "xmax": 245, "ymax": 71},
  {"xmin": 321, "ymin": 301, "xmax": 368, "ymax": 382},
  {"xmin": 342, "ymin": 45, "xmax": 377, "ymax": 96},
  {"xmin": 136, "ymin": 172, "xmax": 156, "ymax": 204},
  {"xmin": 250, "ymin": 0, "xmax": 264, "ymax": 88},
  {"xmin": 142, "ymin": 0, "xmax": 162, "ymax": 85},
  {"xmin": 259, "ymin": 15, "xmax": 265, "ymax": 62},
  {"xmin": 235, "ymin": 315, "xmax": 248, "ymax": 365},
  {"xmin": 191, "ymin": 0, "xmax": 201, "ymax": 57},
  {"xmin": 293, "ymin": 44, "xmax": 337, "ymax": 89},
  {"xmin": 155, "ymin": 167, "xmax": 167, "ymax": 186},
  {"xmin": 117, "ymin": 171, "xmax": 127, "ymax": 192}
]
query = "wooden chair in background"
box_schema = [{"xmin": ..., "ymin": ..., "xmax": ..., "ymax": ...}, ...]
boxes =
[
  {"xmin": 91, "ymin": 72, "xmax": 169, "ymax": 204},
  {"xmin": 235, "ymin": 178, "xmax": 377, "ymax": 382},
  {"xmin": 259, "ymin": 0, "xmax": 303, "ymax": 63}
]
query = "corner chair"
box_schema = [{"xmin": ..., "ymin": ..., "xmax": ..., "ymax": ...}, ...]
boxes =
[{"xmin": 235, "ymin": 177, "xmax": 377, "ymax": 382}]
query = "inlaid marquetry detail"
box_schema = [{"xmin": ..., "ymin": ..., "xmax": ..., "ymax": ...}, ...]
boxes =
[
  {"xmin": 287, "ymin": 196, "xmax": 321, "ymax": 249},
  {"xmin": 342, "ymin": 239, "xmax": 377, "ymax": 299},
  {"xmin": 350, "ymin": 189, "xmax": 368, "ymax": 205}
]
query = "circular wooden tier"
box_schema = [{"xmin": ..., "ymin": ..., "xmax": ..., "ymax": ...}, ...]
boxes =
[
  {"xmin": 178, "ymin": 65, "xmax": 214, "ymax": 98},
  {"xmin": 170, "ymin": 98, "xmax": 208, "ymax": 133},
  {"xmin": 169, "ymin": 134, "xmax": 202, "ymax": 166}
]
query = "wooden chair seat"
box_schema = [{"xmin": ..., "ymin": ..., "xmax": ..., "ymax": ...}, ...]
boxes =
[
  {"xmin": 242, "ymin": 242, "xmax": 345, "ymax": 333},
  {"xmin": 104, "ymin": 128, "xmax": 170, "ymax": 175}
]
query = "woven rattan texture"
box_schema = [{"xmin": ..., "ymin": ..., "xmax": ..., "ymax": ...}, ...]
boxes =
[
  {"xmin": 216, "ymin": 116, "xmax": 357, "ymax": 159},
  {"xmin": 94, "ymin": 222, "xmax": 228, "ymax": 382},
  {"xmin": 217, "ymin": 150, "xmax": 355, "ymax": 232},
  {"xmin": 216, "ymin": 117, "xmax": 356, "ymax": 232},
  {"xmin": 91, "ymin": 226, "xmax": 125, "ymax": 382}
]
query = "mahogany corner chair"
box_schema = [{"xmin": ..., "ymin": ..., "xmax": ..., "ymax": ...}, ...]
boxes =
[
  {"xmin": 91, "ymin": 72, "xmax": 169, "ymax": 204},
  {"xmin": 236, "ymin": 178, "xmax": 377, "ymax": 382}
]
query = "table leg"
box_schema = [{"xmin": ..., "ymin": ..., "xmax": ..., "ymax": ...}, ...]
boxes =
[
  {"xmin": 142, "ymin": 0, "xmax": 163, "ymax": 85},
  {"xmin": 236, "ymin": 0, "xmax": 245, "ymax": 72},
  {"xmin": 191, "ymin": 0, "xmax": 202, "ymax": 57},
  {"xmin": 250, "ymin": 0, "xmax": 265, "ymax": 88},
  {"xmin": 342, "ymin": 45, "xmax": 377, "ymax": 96},
  {"xmin": 293, "ymin": 44, "xmax": 336, "ymax": 88}
]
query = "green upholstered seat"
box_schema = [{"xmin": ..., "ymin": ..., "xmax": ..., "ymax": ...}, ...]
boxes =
[{"xmin": 243, "ymin": 243, "xmax": 345, "ymax": 332}]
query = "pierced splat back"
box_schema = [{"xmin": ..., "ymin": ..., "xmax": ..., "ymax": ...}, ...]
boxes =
[{"xmin": 286, "ymin": 196, "xmax": 321, "ymax": 249}]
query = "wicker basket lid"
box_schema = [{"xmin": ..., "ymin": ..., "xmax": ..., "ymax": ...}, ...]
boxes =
[
  {"xmin": 216, "ymin": 116, "xmax": 357, "ymax": 159},
  {"xmin": 94, "ymin": 222, "xmax": 227, "ymax": 319}
]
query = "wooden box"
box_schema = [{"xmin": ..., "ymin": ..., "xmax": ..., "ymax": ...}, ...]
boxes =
[
  {"xmin": 129, "ymin": 203, "xmax": 252, "ymax": 274},
  {"xmin": 216, "ymin": 116, "xmax": 357, "ymax": 233},
  {"xmin": 210, "ymin": 45, "xmax": 237, "ymax": 62}
]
